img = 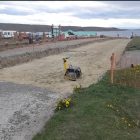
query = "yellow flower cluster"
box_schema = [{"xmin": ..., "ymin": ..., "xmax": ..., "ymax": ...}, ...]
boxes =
[
  {"xmin": 121, "ymin": 117, "xmax": 136, "ymax": 128},
  {"xmin": 63, "ymin": 98, "xmax": 71, "ymax": 108},
  {"xmin": 115, "ymin": 64, "xmax": 140, "ymax": 88},
  {"xmin": 106, "ymin": 103, "xmax": 138, "ymax": 128},
  {"xmin": 107, "ymin": 104, "xmax": 113, "ymax": 108},
  {"xmin": 56, "ymin": 98, "xmax": 71, "ymax": 111}
]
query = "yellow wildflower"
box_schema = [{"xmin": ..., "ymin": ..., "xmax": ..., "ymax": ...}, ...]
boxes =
[{"xmin": 66, "ymin": 101, "xmax": 70, "ymax": 106}]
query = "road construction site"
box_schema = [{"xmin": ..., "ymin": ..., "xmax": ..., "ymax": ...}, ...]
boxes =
[
  {"xmin": 0, "ymin": 38, "xmax": 130, "ymax": 140},
  {"xmin": 0, "ymin": 37, "xmax": 113, "ymax": 68}
]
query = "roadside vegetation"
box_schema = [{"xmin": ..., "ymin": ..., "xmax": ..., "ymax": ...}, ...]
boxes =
[
  {"xmin": 33, "ymin": 71, "xmax": 140, "ymax": 140},
  {"xmin": 115, "ymin": 65, "xmax": 140, "ymax": 88},
  {"xmin": 126, "ymin": 36, "xmax": 140, "ymax": 51}
]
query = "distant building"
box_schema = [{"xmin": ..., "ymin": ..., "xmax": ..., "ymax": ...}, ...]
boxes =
[
  {"xmin": 2, "ymin": 30, "xmax": 17, "ymax": 39},
  {"xmin": 64, "ymin": 30, "xmax": 97, "ymax": 39}
]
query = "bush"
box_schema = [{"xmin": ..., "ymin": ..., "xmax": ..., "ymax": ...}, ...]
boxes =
[{"xmin": 55, "ymin": 98, "xmax": 72, "ymax": 111}]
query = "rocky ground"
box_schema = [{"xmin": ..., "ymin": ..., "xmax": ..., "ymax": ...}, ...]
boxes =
[{"xmin": 0, "ymin": 81, "xmax": 60, "ymax": 140}]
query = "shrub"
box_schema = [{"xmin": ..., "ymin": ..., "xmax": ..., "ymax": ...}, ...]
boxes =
[{"xmin": 55, "ymin": 98, "xmax": 72, "ymax": 111}]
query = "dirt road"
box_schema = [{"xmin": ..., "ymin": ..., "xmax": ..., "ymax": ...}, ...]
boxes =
[
  {"xmin": 0, "ymin": 39, "xmax": 130, "ymax": 94},
  {"xmin": 0, "ymin": 39, "xmax": 130, "ymax": 140}
]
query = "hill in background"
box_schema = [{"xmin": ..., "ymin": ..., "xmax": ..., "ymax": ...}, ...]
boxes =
[{"xmin": 0, "ymin": 23, "xmax": 125, "ymax": 32}]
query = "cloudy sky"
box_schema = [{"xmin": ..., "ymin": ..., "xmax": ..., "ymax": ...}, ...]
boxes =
[{"xmin": 0, "ymin": 1, "xmax": 140, "ymax": 29}]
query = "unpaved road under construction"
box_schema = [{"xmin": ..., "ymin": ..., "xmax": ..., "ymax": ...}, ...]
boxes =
[
  {"xmin": 0, "ymin": 39, "xmax": 130, "ymax": 140},
  {"xmin": 0, "ymin": 38, "xmax": 111, "ymax": 68}
]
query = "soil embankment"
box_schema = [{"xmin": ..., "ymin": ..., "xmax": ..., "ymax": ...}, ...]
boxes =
[
  {"xmin": 117, "ymin": 50, "xmax": 140, "ymax": 69},
  {"xmin": 0, "ymin": 38, "xmax": 117, "ymax": 68}
]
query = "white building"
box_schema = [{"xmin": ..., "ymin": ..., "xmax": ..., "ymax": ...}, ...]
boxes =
[{"xmin": 2, "ymin": 30, "xmax": 17, "ymax": 38}]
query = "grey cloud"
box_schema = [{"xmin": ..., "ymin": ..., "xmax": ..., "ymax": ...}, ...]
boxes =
[
  {"xmin": 0, "ymin": 1, "xmax": 140, "ymax": 20},
  {"xmin": 35, "ymin": 6, "xmax": 77, "ymax": 14},
  {"xmin": 104, "ymin": 1, "xmax": 140, "ymax": 8},
  {"xmin": 35, "ymin": 2, "xmax": 140, "ymax": 19},
  {"xmin": 69, "ymin": 3, "xmax": 140, "ymax": 19},
  {"xmin": 0, "ymin": 2, "xmax": 76, "ymax": 15},
  {"xmin": 74, "ymin": 9, "xmax": 140, "ymax": 19},
  {"xmin": 0, "ymin": 3, "xmax": 36, "ymax": 16},
  {"xmin": 0, "ymin": 8, "xmax": 32, "ymax": 15}
]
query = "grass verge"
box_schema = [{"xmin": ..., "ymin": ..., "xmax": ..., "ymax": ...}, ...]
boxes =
[
  {"xmin": 33, "ymin": 72, "xmax": 140, "ymax": 140},
  {"xmin": 126, "ymin": 36, "xmax": 140, "ymax": 51},
  {"xmin": 114, "ymin": 65, "xmax": 140, "ymax": 88}
]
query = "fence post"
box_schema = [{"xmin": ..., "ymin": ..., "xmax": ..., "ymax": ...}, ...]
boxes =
[{"xmin": 110, "ymin": 53, "xmax": 115, "ymax": 84}]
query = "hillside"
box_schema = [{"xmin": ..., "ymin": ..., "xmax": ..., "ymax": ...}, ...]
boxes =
[{"xmin": 0, "ymin": 23, "xmax": 125, "ymax": 32}]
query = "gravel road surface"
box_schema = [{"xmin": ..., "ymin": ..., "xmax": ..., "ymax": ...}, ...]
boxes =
[{"xmin": 0, "ymin": 82, "xmax": 59, "ymax": 140}]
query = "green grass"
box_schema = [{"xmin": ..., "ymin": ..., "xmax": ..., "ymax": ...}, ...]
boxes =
[
  {"xmin": 33, "ymin": 72, "xmax": 140, "ymax": 140},
  {"xmin": 126, "ymin": 36, "xmax": 140, "ymax": 51},
  {"xmin": 115, "ymin": 66, "xmax": 140, "ymax": 88}
]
